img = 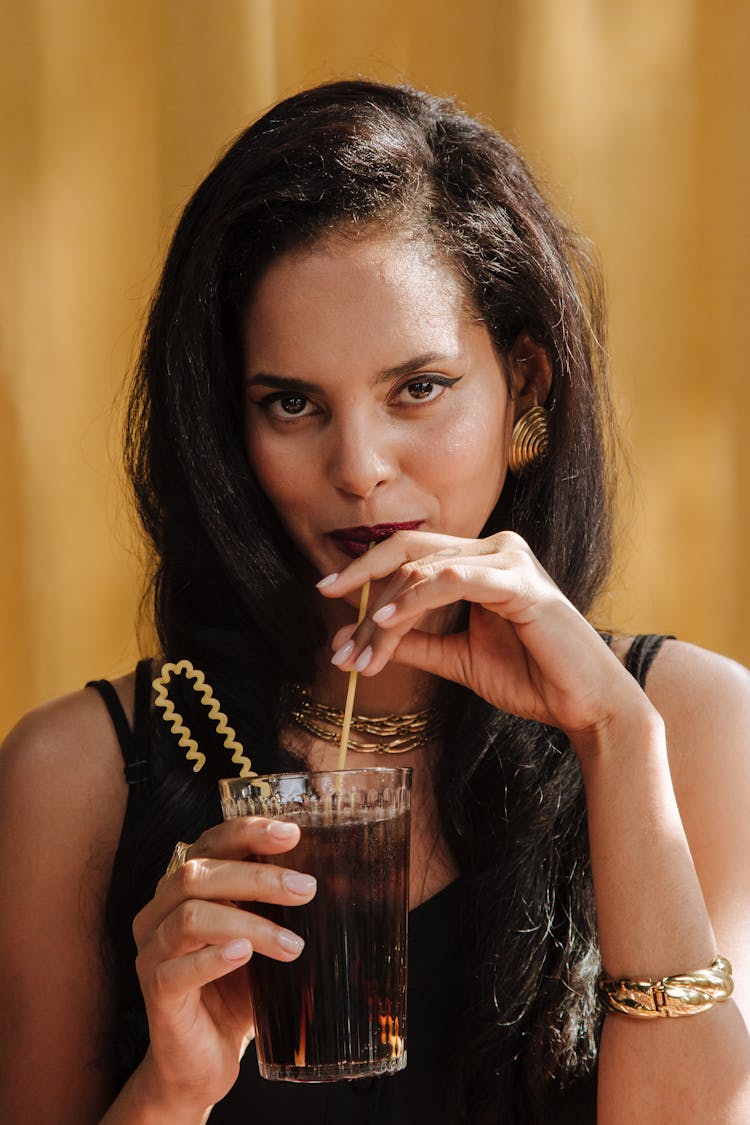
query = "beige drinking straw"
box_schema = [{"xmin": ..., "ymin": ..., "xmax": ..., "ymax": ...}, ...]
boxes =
[{"xmin": 336, "ymin": 571, "xmax": 372, "ymax": 771}]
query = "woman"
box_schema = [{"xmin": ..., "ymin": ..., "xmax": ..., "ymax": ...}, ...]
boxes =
[{"xmin": 1, "ymin": 79, "xmax": 749, "ymax": 1125}]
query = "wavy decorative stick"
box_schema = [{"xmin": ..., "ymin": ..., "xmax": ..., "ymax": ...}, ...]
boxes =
[
  {"xmin": 152, "ymin": 659, "xmax": 257, "ymax": 779},
  {"xmin": 152, "ymin": 661, "xmax": 206, "ymax": 772}
]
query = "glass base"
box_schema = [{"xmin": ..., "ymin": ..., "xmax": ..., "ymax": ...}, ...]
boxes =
[{"xmin": 259, "ymin": 1052, "xmax": 407, "ymax": 1083}]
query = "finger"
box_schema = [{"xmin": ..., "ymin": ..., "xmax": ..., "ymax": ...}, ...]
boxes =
[
  {"xmin": 150, "ymin": 898, "xmax": 306, "ymax": 963},
  {"xmin": 134, "ymin": 816, "xmax": 302, "ymax": 939},
  {"xmin": 331, "ymin": 622, "xmax": 358, "ymax": 653},
  {"xmin": 333, "ymin": 621, "xmax": 404, "ymax": 677},
  {"xmin": 384, "ymin": 554, "xmax": 553, "ymax": 635},
  {"xmin": 134, "ymin": 855, "xmax": 316, "ymax": 942},
  {"xmin": 143, "ymin": 938, "xmax": 255, "ymax": 1012},
  {"xmin": 316, "ymin": 530, "xmax": 475, "ymax": 599},
  {"xmin": 326, "ymin": 539, "xmax": 502, "ymax": 670},
  {"xmin": 328, "ymin": 572, "xmax": 432, "ymax": 675},
  {"xmin": 187, "ymin": 816, "xmax": 302, "ymax": 862},
  {"xmin": 329, "ymin": 557, "xmax": 545, "ymax": 677},
  {"xmin": 391, "ymin": 628, "xmax": 471, "ymax": 684},
  {"xmin": 329, "ymin": 556, "xmax": 457, "ymax": 671},
  {"xmin": 328, "ymin": 568, "xmax": 416, "ymax": 666},
  {"xmin": 333, "ymin": 544, "xmax": 518, "ymax": 648}
]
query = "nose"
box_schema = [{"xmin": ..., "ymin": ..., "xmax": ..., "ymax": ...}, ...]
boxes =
[{"xmin": 325, "ymin": 414, "xmax": 395, "ymax": 499}]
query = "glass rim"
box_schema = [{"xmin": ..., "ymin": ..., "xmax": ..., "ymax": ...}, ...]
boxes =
[{"xmin": 219, "ymin": 765, "xmax": 412, "ymax": 791}]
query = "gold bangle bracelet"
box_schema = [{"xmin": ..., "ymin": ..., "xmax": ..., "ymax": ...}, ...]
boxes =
[{"xmin": 597, "ymin": 956, "xmax": 734, "ymax": 1019}]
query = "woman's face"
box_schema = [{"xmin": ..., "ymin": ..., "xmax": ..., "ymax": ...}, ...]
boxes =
[{"xmin": 242, "ymin": 231, "xmax": 517, "ymax": 583}]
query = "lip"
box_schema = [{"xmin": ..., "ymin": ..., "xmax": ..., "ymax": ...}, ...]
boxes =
[{"xmin": 327, "ymin": 520, "xmax": 423, "ymax": 558}]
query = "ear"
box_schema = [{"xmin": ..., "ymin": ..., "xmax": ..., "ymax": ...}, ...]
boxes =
[{"xmin": 506, "ymin": 333, "xmax": 553, "ymax": 421}]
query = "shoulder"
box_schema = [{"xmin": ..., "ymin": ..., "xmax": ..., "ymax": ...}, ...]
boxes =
[
  {"xmin": 0, "ymin": 674, "xmax": 139, "ymax": 893},
  {"xmin": 634, "ymin": 638, "xmax": 750, "ymax": 779},
  {"xmin": 1, "ymin": 673, "xmax": 135, "ymax": 797},
  {"xmin": 614, "ymin": 636, "xmax": 750, "ymax": 837}
]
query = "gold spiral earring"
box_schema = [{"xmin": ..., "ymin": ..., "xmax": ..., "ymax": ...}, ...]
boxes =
[{"xmin": 508, "ymin": 405, "xmax": 550, "ymax": 476}]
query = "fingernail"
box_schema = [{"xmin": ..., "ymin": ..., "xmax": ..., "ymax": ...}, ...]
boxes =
[
  {"xmin": 283, "ymin": 871, "xmax": 317, "ymax": 896},
  {"xmin": 354, "ymin": 645, "xmax": 373, "ymax": 672},
  {"xmin": 277, "ymin": 930, "xmax": 305, "ymax": 954},
  {"xmin": 222, "ymin": 938, "xmax": 253, "ymax": 961},
  {"xmin": 331, "ymin": 639, "xmax": 355, "ymax": 667},
  {"xmin": 316, "ymin": 573, "xmax": 339, "ymax": 589},
  {"xmin": 372, "ymin": 603, "xmax": 396, "ymax": 624},
  {"xmin": 267, "ymin": 820, "xmax": 298, "ymax": 841}
]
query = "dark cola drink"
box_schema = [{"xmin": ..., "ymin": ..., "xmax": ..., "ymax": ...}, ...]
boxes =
[{"xmin": 219, "ymin": 768, "xmax": 411, "ymax": 1082}]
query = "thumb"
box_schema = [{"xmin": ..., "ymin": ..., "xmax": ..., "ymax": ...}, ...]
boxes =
[{"xmin": 392, "ymin": 629, "xmax": 469, "ymax": 686}]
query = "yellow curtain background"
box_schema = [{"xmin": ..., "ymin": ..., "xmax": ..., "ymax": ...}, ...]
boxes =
[{"xmin": 2, "ymin": 0, "xmax": 748, "ymax": 734}]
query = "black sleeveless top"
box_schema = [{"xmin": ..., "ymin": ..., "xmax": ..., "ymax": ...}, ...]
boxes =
[{"xmin": 87, "ymin": 634, "xmax": 672, "ymax": 1124}]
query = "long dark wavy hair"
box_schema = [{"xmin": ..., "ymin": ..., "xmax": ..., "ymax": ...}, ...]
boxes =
[{"xmin": 111, "ymin": 79, "xmax": 615, "ymax": 1122}]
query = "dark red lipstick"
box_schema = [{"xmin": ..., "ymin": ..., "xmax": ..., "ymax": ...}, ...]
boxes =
[{"xmin": 328, "ymin": 520, "xmax": 423, "ymax": 558}]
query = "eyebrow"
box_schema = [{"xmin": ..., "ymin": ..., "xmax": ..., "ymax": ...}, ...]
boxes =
[{"xmin": 244, "ymin": 351, "xmax": 462, "ymax": 392}]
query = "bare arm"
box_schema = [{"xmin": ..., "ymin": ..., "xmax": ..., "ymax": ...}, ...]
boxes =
[
  {"xmin": 0, "ymin": 690, "xmax": 128, "ymax": 1124},
  {"xmin": 590, "ymin": 641, "xmax": 750, "ymax": 1123}
]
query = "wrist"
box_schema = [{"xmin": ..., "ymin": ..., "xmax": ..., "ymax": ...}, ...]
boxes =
[
  {"xmin": 116, "ymin": 1052, "xmax": 213, "ymax": 1125},
  {"xmin": 566, "ymin": 693, "xmax": 665, "ymax": 770}
]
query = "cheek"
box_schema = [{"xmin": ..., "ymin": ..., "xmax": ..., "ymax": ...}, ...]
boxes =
[
  {"xmin": 417, "ymin": 403, "xmax": 510, "ymax": 535},
  {"xmin": 244, "ymin": 430, "xmax": 310, "ymax": 523},
  {"xmin": 428, "ymin": 408, "xmax": 508, "ymax": 489}
]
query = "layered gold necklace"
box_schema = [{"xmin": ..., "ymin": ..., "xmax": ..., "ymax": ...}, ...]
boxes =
[{"xmin": 285, "ymin": 683, "xmax": 445, "ymax": 754}]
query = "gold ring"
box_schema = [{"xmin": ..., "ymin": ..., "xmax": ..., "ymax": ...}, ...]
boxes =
[{"xmin": 165, "ymin": 840, "xmax": 192, "ymax": 877}]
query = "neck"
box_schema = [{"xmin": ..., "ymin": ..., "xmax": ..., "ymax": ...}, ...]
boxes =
[{"xmin": 309, "ymin": 655, "xmax": 439, "ymax": 716}]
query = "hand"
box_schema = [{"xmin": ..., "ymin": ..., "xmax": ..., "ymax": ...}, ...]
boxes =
[
  {"xmin": 319, "ymin": 530, "xmax": 652, "ymax": 740},
  {"xmin": 131, "ymin": 817, "xmax": 316, "ymax": 1113}
]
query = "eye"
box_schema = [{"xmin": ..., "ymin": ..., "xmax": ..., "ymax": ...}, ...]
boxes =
[
  {"xmin": 393, "ymin": 375, "xmax": 461, "ymax": 405},
  {"xmin": 406, "ymin": 379, "xmax": 438, "ymax": 400},
  {"xmin": 261, "ymin": 392, "xmax": 319, "ymax": 421}
]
